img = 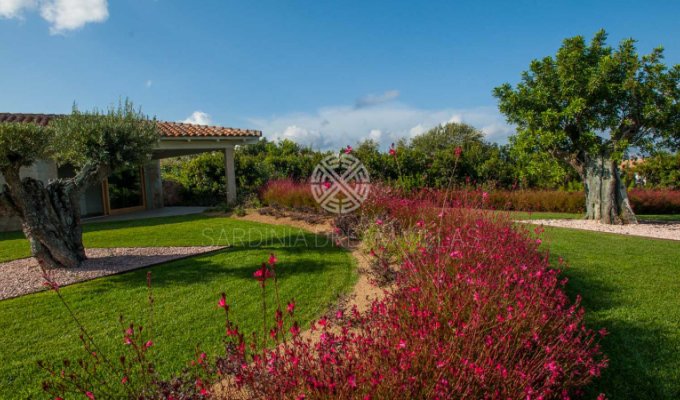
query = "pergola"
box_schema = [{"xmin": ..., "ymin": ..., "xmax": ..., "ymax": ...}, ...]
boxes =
[{"xmin": 152, "ymin": 121, "xmax": 261, "ymax": 203}]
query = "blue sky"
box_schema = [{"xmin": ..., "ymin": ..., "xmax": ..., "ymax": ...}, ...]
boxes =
[{"xmin": 1, "ymin": 0, "xmax": 679, "ymax": 149}]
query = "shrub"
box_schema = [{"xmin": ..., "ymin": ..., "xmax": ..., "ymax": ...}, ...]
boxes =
[
  {"xmin": 162, "ymin": 178, "xmax": 184, "ymax": 206},
  {"xmin": 160, "ymin": 152, "xmax": 226, "ymax": 206},
  {"xmin": 628, "ymin": 189, "xmax": 680, "ymax": 214},
  {"xmin": 41, "ymin": 190, "xmax": 607, "ymax": 399},
  {"xmin": 225, "ymin": 195, "xmax": 607, "ymax": 399},
  {"xmin": 486, "ymin": 190, "xmax": 585, "ymax": 213},
  {"xmin": 259, "ymin": 179, "xmax": 319, "ymax": 211}
]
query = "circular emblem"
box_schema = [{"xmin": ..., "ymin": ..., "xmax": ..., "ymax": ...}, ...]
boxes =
[{"xmin": 310, "ymin": 153, "xmax": 371, "ymax": 214}]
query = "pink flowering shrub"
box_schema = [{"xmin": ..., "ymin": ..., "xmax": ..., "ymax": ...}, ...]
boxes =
[
  {"xmin": 215, "ymin": 196, "xmax": 607, "ymax": 399},
  {"xmin": 40, "ymin": 188, "xmax": 607, "ymax": 399}
]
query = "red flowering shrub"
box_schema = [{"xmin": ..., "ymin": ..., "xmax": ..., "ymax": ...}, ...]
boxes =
[
  {"xmin": 217, "ymin": 195, "xmax": 607, "ymax": 399},
  {"xmin": 261, "ymin": 178, "xmax": 679, "ymax": 215},
  {"xmin": 485, "ymin": 190, "xmax": 585, "ymax": 213},
  {"xmin": 40, "ymin": 185, "xmax": 608, "ymax": 399},
  {"xmin": 484, "ymin": 189, "xmax": 680, "ymax": 214},
  {"xmin": 628, "ymin": 189, "xmax": 680, "ymax": 214},
  {"xmin": 260, "ymin": 179, "xmax": 319, "ymax": 211}
]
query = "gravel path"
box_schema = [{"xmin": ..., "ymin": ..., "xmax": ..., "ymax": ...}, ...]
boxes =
[
  {"xmin": 0, "ymin": 246, "xmax": 225, "ymax": 300},
  {"xmin": 522, "ymin": 219, "xmax": 680, "ymax": 241}
]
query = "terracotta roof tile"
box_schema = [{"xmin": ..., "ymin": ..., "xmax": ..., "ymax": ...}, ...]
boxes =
[
  {"xmin": 157, "ymin": 121, "xmax": 261, "ymax": 138},
  {"xmin": 0, "ymin": 113, "xmax": 57, "ymax": 126},
  {"xmin": 0, "ymin": 113, "xmax": 261, "ymax": 138}
]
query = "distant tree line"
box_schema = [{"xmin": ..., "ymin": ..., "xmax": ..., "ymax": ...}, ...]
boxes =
[{"xmin": 161, "ymin": 121, "xmax": 678, "ymax": 206}]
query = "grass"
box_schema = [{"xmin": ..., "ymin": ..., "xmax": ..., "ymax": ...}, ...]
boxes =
[
  {"xmin": 0, "ymin": 215, "xmax": 356, "ymax": 399},
  {"xmin": 2, "ymin": 213, "xmax": 679, "ymax": 398},
  {"xmin": 511, "ymin": 211, "xmax": 680, "ymax": 222},
  {"xmin": 541, "ymin": 227, "xmax": 680, "ymax": 399}
]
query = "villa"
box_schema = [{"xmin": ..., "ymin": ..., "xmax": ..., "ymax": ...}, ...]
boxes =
[{"xmin": 0, "ymin": 113, "xmax": 261, "ymax": 232}]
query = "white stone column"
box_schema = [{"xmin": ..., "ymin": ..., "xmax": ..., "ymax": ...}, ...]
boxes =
[{"xmin": 224, "ymin": 146, "xmax": 237, "ymax": 204}]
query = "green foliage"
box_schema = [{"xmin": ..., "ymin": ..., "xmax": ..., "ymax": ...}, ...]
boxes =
[
  {"xmin": 162, "ymin": 152, "xmax": 226, "ymax": 205},
  {"xmin": 494, "ymin": 30, "xmax": 680, "ymax": 170},
  {"xmin": 51, "ymin": 100, "xmax": 158, "ymax": 172},
  {"xmin": 625, "ymin": 152, "xmax": 680, "ymax": 189},
  {"xmin": 356, "ymin": 123, "xmax": 522, "ymax": 190},
  {"xmin": 410, "ymin": 122, "xmax": 483, "ymax": 152},
  {"xmin": 161, "ymin": 139, "xmax": 330, "ymax": 205},
  {"xmin": 0, "ymin": 123, "xmax": 54, "ymax": 170},
  {"xmin": 161, "ymin": 122, "xmax": 590, "ymax": 206},
  {"xmin": 0, "ymin": 215, "xmax": 355, "ymax": 398}
]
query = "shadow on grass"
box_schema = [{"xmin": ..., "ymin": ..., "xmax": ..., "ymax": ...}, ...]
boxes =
[
  {"xmin": 83, "ymin": 213, "xmax": 216, "ymax": 233},
  {"xmin": 68, "ymin": 232, "xmax": 349, "ymax": 292},
  {"xmin": 0, "ymin": 214, "xmax": 217, "ymax": 241},
  {"xmin": 559, "ymin": 264, "xmax": 680, "ymax": 399}
]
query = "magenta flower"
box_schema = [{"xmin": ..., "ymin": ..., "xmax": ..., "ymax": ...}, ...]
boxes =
[
  {"xmin": 218, "ymin": 293, "xmax": 228, "ymax": 309},
  {"xmin": 121, "ymin": 376, "xmax": 128, "ymax": 384},
  {"xmin": 268, "ymin": 253, "xmax": 278, "ymax": 266},
  {"xmin": 144, "ymin": 340, "xmax": 153, "ymax": 349},
  {"xmin": 287, "ymin": 300, "xmax": 296, "ymax": 314},
  {"xmin": 375, "ymin": 219, "xmax": 383, "ymax": 226},
  {"xmin": 323, "ymin": 181, "xmax": 332, "ymax": 189},
  {"xmin": 85, "ymin": 392, "xmax": 95, "ymax": 400},
  {"xmin": 254, "ymin": 264, "xmax": 274, "ymax": 282},
  {"xmin": 344, "ymin": 145, "xmax": 353, "ymax": 154}
]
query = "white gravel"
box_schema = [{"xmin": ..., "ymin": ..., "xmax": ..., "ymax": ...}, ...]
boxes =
[
  {"xmin": 0, "ymin": 246, "xmax": 225, "ymax": 300},
  {"xmin": 522, "ymin": 219, "xmax": 680, "ymax": 241}
]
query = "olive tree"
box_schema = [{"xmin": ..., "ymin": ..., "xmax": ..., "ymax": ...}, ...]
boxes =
[
  {"xmin": 494, "ymin": 30, "xmax": 680, "ymax": 224},
  {"xmin": 0, "ymin": 102, "xmax": 158, "ymax": 268}
]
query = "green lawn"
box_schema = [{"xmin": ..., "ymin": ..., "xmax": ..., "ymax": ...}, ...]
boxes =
[
  {"xmin": 2, "ymin": 214, "xmax": 679, "ymax": 399},
  {"xmin": 511, "ymin": 211, "xmax": 680, "ymax": 222},
  {"xmin": 0, "ymin": 215, "xmax": 356, "ymax": 399},
  {"xmin": 542, "ymin": 227, "xmax": 680, "ymax": 399}
]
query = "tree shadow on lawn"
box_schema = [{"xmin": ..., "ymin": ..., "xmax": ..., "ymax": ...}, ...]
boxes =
[
  {"xmin": 558, "ymin": 265, "xmax": 680, "ymax": 399},
  {"xmin": 83, "ymin": 213, "xmax": 217, "ymax": 233},
  {"xmin": 78, "ymin": 232, "xmax": 352, "ymax": 295}
]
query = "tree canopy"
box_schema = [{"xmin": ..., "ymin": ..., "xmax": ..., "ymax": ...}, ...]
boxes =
[
  {"xmin": 494, "ymin": 30, "xmax": 680, "ymax": 224},
  {"xmin": 494, "ymin": 30, "xmax": 680, "ymax": 169},
  {"xmin": 0, "ymin": 101, "xmax": 159, "ymax": 268}
]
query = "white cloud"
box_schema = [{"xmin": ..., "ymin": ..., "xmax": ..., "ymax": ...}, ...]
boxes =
[
  {"xmin": 367, "ymin": 129, "xmax": 382, "ymax": 142},
  {"xmin": 0, "ymin": 0, "xmax": 36, "ymax": 18},
  {"xmin": 248, "ymin": 102, "xmax": 513, "ymax": 151},
  {"xmin": 355, "ymin": 89, "xmax": 400, "ymax": 109},
  {"xmin": 0, "ymin": 0, "xmax": 108, "ymax": 34},
  {"xmin": 182, "ymin": 111, "xmax": 212, "ymax": 126}
]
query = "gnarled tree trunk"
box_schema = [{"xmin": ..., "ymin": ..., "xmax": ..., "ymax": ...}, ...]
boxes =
[
  {"xmin": 1, "ymin": 163, "xmax": 107, "ymax": 269},
  {"xmin": 583, "ymin": 153, "xmax": 637, "ymax": 225}
]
